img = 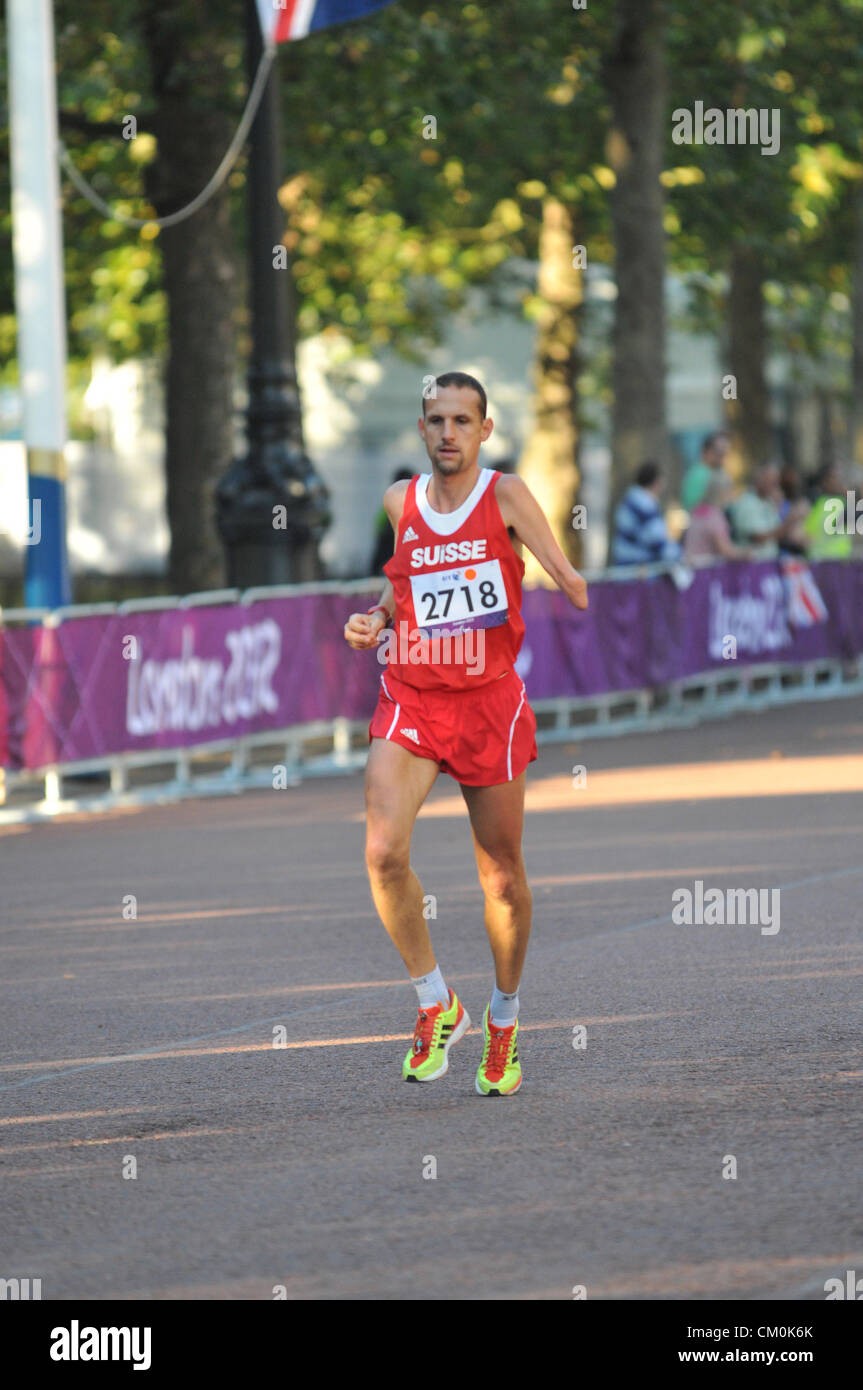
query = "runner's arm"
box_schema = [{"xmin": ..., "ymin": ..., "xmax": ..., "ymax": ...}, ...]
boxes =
[
  {"xmin": 496, "ymin": 475, "xmax": 588, "ymax": 610},
  {"xmin": 344, "ymin": 578, "xmax": 395, "ymax": 650}
]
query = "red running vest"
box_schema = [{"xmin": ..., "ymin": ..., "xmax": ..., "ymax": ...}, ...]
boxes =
[{"xmin": 383, "ymin": 468, "xmax": 526, "ymax": 691}]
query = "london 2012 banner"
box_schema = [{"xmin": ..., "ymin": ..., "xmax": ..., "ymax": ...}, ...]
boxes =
[
  {"xmin": 2, "ymin": 561, "xmax": 863, "ymax": 773},
  {"xmin": 256, "ymin": 0, "xmax": 397, "ymax": 45}
]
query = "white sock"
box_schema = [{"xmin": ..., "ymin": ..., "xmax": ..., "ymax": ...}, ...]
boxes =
[
  {"xmin": 490, "ymin": 986, "xmax": 519, "ymax": 1027},
  {"xmin": 411, "ymin": 964, "xmax": 449, "ymax": 1010}
]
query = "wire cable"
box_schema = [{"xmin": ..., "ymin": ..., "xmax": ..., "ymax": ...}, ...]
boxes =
[{"xmin": 56, "ymin": 44, "xmax": 277, "ymax": 231}]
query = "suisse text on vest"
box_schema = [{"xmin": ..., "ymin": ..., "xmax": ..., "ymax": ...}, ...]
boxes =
[{"xmin": 410, "ymin": 539, "xmax": 488, "ymax": 568}]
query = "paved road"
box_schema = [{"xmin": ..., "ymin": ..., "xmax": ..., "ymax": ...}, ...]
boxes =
[{"xmin": 2, "ymin": 696, "xmax": 862, "ymax": 1300}]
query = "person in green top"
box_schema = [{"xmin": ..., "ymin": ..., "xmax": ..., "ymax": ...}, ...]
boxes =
[
  {"xmin": 682, "ymin": 430, "xmax": 731, "ymax": 512},
  {"xmin": 805, "ymin": 464, "xmax": 853, "ymax": 560}
]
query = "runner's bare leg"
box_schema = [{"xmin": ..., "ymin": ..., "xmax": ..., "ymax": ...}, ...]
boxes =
[
  {"xmin": 460, "ymin": 772, "xmax": 531, "ymax": 993},
  {"xmin": 365, "ymin": 737, "xmax": 441, "ymax": 976}
]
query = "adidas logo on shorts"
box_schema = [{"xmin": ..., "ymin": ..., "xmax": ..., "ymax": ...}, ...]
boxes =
[
  {"xmin": 402, "ymin": 526, "xmax": 419, "ymax": 543},
  {"xmin": 400, "ymin": 727, "xmax": 420, "ymax": 743}
]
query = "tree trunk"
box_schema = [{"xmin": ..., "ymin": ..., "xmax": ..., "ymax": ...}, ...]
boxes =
[
  {"xmin": 518, "ymin": 197, "xmax": 583, "ymax": 580},
  {"xmin": 602, "ymin": 0, "xmax": 668, "ymax": 545},
  {"xmin": 727, "ymin": 245, "xmax": 771, "ymax": 476},
  {"xmin": 139, "ymin": 11, "xmax": 237, "ymax": 594}
]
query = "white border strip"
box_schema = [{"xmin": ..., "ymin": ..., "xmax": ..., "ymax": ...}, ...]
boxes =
[
  {"xmin": 506, "ymin": 680, "xmax": 527, "ymax": 781},
  {"xmin": 290, "ymin": 0, "xmax": 318, "ymax": 40}
]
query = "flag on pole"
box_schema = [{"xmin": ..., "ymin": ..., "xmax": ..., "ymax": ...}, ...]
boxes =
[{"xmin": 256, "ymin": 0, "xmax": 397, "ymax": 45}]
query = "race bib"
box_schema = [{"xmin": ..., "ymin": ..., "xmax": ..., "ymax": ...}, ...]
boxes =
[{"xmin": 410, "ymin": 558, "xmax": 508, "ymax": 632}]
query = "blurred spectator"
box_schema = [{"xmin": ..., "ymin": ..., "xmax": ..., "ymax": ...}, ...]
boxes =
[
  {"xmin": 612, "ymin": 461, "xmax": 681, "ymax": 566},
  {"xmin": 804, "ymin": 463, "xmax": 853, "ymax": 560},
  {"xmin": 777, "ymin": 465, "xmax": 810, "ymax": 556},
  {"xmin": 803, "ymin": 468, "xmax": 822, "ymax": 504},
  {"xmin": 370, "ymin": 468, "xmax": 414, "ymax": 574},
  {"xmin": 729, "ymin": 463, "xmax": 785, "ymax": 559},
  {"xmin": 681, "ymin": 430, "xmax": 731, "ymax": 512},
  {"xmin": 683, "ymin": 473, "xmax": 749, "ymax": 562}
]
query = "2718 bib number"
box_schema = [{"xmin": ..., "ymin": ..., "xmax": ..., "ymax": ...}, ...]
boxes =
[{"xmin": 410, "ymin": 558, "xmax": 508, "ymax": 632}]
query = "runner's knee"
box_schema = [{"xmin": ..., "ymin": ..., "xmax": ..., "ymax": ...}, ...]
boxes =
[
  {"xmin": 478, "ymin": 857, "xmax": 528, "ymax": 906},
  {"xmin": 365, "ymin": 831, "xmax": 410, "ymax": 883}
]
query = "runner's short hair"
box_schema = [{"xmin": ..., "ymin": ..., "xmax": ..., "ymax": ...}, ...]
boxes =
[{"xmin": 422, "ymin": 372, "xmax": 487, "ymax": 419}]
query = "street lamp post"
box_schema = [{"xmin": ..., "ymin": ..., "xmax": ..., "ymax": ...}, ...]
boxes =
[{"xmin": 216, "ymin": 0, "xmax": 330, "ymax": 586}]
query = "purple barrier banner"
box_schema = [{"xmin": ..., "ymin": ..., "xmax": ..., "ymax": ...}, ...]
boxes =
[
  {"xmin": 1, "ymin": 560, "xmax": 862, "ymax": 772},
  {"xmin": 519, "ymin": 557, "xmax": 863, "ymax": 697}
]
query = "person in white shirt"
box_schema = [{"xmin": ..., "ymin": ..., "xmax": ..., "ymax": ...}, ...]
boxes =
[{"xmin": 729, "ymin": 463, "xmax": 787, "ymax": 559}]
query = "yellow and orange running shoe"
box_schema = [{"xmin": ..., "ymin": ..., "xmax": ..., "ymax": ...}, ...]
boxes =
[
  {"xmin": 475, "ymin": 1004, "xmax": 522, "ymax": 1096},
  {"xmin": 403, "ymin": 989, "xmax": 470, "ymax": 1083}
]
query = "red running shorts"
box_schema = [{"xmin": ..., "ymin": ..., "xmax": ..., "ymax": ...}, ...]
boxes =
[{"xmin": 368, "ymin": 666, "xmax": 537, "ymax": 787}]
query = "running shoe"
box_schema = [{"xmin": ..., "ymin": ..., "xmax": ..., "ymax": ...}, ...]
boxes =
[
  {"xmin": 403, "ymin": 989, "xmax": 470, "ymax": 1082},
  {"xmin": 475, "ymin": 1004, "xmax": 522, "ymax": 1096}
]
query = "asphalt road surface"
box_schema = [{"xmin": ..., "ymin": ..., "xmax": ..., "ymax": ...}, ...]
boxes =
[{"xmin": 2, "ymin": 696, "xmax": 862, "ymax": 1301}]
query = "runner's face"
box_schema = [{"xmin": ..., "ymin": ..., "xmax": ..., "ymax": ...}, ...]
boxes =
[{"xmin": 419, "ymin": 388, "xmax": 493, "ymax": 475}]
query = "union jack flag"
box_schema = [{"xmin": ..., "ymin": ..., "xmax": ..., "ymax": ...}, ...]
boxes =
[{"xmin": 256, "ymin": 0, "xmax": 397, "ymax": 45}]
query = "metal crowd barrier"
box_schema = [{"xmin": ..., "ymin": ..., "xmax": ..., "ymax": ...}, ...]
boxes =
[{"xmin": 1, "ymin": 564, "xmax": 862, "ymax": 825}]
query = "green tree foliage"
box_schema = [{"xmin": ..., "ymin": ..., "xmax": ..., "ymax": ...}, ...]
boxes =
[
  {"xmin": 273, "ymin": 0, "xmax": 612, "ymax": 356},
  {"xmin": 4, "ymin": 0, "xmax": 863, "ymax": 518},
  {"xmin": 663, "ymin": 0, "xmax": 863, "ymax": 454}
]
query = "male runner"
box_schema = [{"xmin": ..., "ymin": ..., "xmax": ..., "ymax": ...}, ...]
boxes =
[{"xmin": 344, "ymin": 372, "xmax": 588, "ymax": 1095}]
